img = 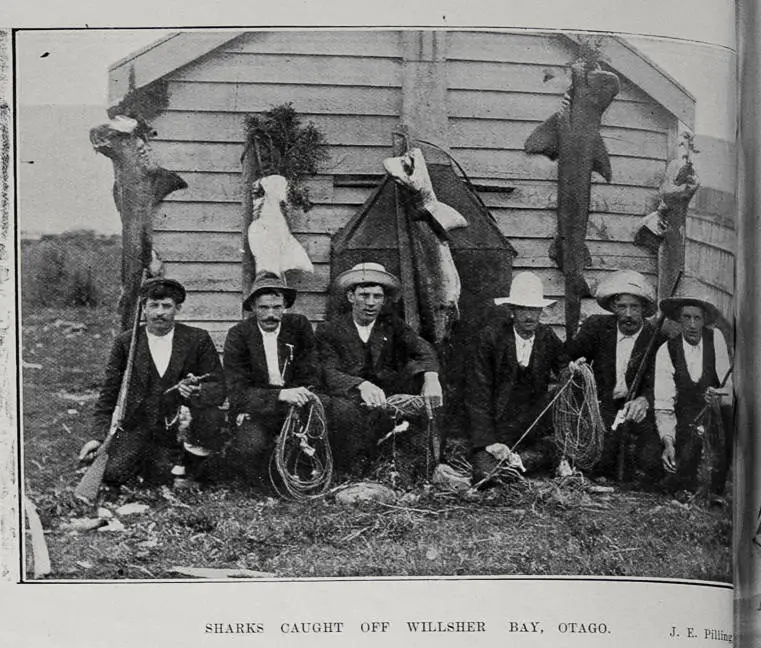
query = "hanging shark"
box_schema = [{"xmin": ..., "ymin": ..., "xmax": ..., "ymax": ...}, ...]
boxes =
[
  {"xmin": 384, "ymin": 148, "xmax": 468, "ymax": 344},
  {"xmin": 524, "ymin": 61, "xmax": 619, "ymax": 339},
  {"xmin": 90, "ymin": 115, "xmax": 186, "ymax": 331}
]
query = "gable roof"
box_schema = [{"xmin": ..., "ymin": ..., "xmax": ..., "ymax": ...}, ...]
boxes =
[{"xmin": 109, "ymin": 30, "xmax": 695, "ymax": 130}]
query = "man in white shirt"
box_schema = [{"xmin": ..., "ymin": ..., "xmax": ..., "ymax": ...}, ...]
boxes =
[
  {"xmin": 466, "ymin": 272, "xmax": 568, "ymax": 484},
  {"xmin": 316, "ymin": 262, "xmax": 442, "ymax": 474},
  {"xmin": 567, "ymin": 270, "xmax": 665, "ymax": 482},
  {"xmin": 79, "ymin": 278, "xmax": 226, "ymax": 490},
  {"xmin": 654, "ymin": 297, "xmax": 733, "ymax": 497},
  {"xmin": 223, "ymin": 272, "xmax": 321, "ymax": 487}
]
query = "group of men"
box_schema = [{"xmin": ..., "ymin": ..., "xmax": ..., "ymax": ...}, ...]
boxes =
[{"xmin": 79, "ymin": 263, "xmax": 733, "ymax": 500}]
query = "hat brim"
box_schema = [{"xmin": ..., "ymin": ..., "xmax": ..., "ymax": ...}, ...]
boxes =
[
  {"xmin": 243, "ymin": 287, "xmax": 297, "ymax": 311},
  {"xmin": 660, "ymin": 297, "xmax": 720, "ymax": 325},
  {"xmin": 335, "ymin": 269, "xmax": 401, "ymax": 300},
  {"xmin": 494, "ymin": 297, "xmax": 556, "ymax": 309}
]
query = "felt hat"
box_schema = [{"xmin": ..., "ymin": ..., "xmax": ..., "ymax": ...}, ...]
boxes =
[
  {"xmin": 494, "ymin": 272, "xmax": 555, "ymax": 309},
  {"xmin": 595, "ymin": 270, "xmax": 656, "ymax": 317},
  {"xmin": 243, "ymin": 272, "xmax": 296, "ymax": 310},
  {"xmin": 334, "ymin": 262, "xmax": 401, "ymax": 299},
  {"xmin": 140, "ymin": 277, "xmax": 186, "ymax": 304},
  {"xmin": 660, "ymin": 297, "xmax": 721, "ymax": 326}
]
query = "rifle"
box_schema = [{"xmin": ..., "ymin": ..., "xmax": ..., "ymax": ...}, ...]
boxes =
[
  {"xmin": 74, "ymin": 273, "xmax": 146, "ymax": 503},
  {"xmin": 613, "ymin": 271, "xmax": 682, "ymax": 482}
]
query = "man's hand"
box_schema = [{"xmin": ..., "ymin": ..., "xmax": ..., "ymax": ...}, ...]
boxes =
[
  {"xmin": 421, "ymin": 371, "xmax": 443, "ymax": 418},
  {"xmin": 278, "ymin": 386, "xmax": 315, "ymax": 407},
  {"xmin": 177, "ymin": 373, "xmax": 202, "ymax": 399},
  {"xmin": 661, "ymin": 439, "xmax": 676, "ymax": 473},
  {"xmin": 623, "ymin": 395, "xmax": 649, "ymax": 424},
  {"xmin": 78, "ymin": 440, "xmax": 102, "ymax": 465},
  {"xmin": 568, "ymin": 357, "xmax": 587, "ymax": 374},
  {"xmin": 704, "ymin": 386, "xmax": 724, "ymax": 407},
  {"xmin": 485, "ymin": 442, "xmax": 511, "ymax": 461},
  {"xmin": 358, "ymin": 381, "xmax": 386, "ymax": 408}
]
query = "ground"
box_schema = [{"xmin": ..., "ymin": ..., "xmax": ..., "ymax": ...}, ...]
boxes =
[{"xmin": 20, "ymin": 304, "xmax": 732, "ymax": 582}]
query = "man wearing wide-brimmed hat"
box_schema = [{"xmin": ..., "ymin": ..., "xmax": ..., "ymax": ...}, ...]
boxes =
[
  {"xmin": 316, "ymin": 262, "xmax": 441, "ymax": 473},
  {"xmin": 466, "ymin": 272, "xmax": 568, "ymax": 484},
  {"xmin": 654, "ymin": 296, "xmax": 733, "ymax": 498},
  {"xmin": 223, "ymin": 271, "xmax": 321, "ymax": 485},
  {"xmin": 567, "ymin": 269, "xmax": 665, "ymax": 481},
  {"xmin": 79, "ymin": 278, "xmax": 226, "ymax": 490}
]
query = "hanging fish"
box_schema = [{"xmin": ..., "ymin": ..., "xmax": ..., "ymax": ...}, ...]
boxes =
[
  {"xmin": 384, "ymin": 148, "xmax": 467, "ymax": 344},
  {"xmin": 247, "ymin": 174, "xmax": 314, "ymax": 276},
  {"xmin": 90, "ymin": 115, "xmax": 187, "ymax": 331},
  {"xmin": 524, "ymin": 60, "xmax": 619, "ymax": 339}
]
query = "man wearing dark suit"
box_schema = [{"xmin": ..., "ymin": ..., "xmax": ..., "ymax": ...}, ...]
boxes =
[
  {"xmin": 79, "ymin": 278, "xmax": 226, "ymax": 488},
  {"xmin": 566, "ymin": 270, "xmax": 665, "ymax": 481},
  {"xmin": 316, "ymin": 262, "xmax": 442, "ymax": 473},
  {"xmin": 467, "ymin": 272, "xmax": 567, "ymax": 483},
  {"xmin": 223, "ymin": 272, "xmax": 320, "ymax": 484}
]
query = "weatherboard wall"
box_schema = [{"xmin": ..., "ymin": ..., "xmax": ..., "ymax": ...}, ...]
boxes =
[{"xmin": 134, "ymin": 30, "xmax": 709, "ymax": 346}]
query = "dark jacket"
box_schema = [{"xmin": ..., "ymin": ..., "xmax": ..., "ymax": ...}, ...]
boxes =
[
  {"xmin": 92, "ymin": 323, "xmax": 225, "ymax": 439},
  {"xmin": 315, "ymin": 312, "xmax": 439, "ymax": 397},
  {"xmin": 566, "ymin": 314, "xmax": 664, "ymax": 410},
  {"xmin": 466, "ymin": 315, "xmax": 567, "ymax": 448},
  {"xmin": 223, "ymin": 313, "xmax": 319, "ymax": 419}
]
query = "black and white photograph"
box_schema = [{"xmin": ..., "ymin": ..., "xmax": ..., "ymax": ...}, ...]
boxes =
[{"xmin": 1, "ymin": 4, "xmax": 753, "ymax": 644}]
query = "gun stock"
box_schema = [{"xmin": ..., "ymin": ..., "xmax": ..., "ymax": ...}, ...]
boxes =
[{"xmin": 74, "ymin": 271, "xmax": 146, "ymax": 504}]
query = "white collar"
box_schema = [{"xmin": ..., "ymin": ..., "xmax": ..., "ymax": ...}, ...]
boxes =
[
  {"xmin": 513, "ymin": 326, "xmax": 535, "ymax": 343},
  {"xmin": 353, "ymin": 318, "xmax": 377, "ymax": 332},
  {"xmin": 258, "ymin": 323, "xmax": 281, "ymax": 338},
  {"xmin": 617, "ymin": 325, "xmax": 642, "ymax": 342},
  {"xmin": 146, "ymin": 327, "xmax": 175, "ymax": 342}
]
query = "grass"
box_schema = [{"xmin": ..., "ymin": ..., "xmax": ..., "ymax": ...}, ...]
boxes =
[
  {"xmin": 18, "ymin": 235, "xmax": 731, "ymax": 582},
  {"xmin": 20, "ymin": 307, "xmax": 732, "ymax": 582}
]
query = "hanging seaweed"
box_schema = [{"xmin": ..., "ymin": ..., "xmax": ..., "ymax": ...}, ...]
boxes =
[{"xmin": 244, "ymin": 103, "xmax": 330, "ymax": 211}]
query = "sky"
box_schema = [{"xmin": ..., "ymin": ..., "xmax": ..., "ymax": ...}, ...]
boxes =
[{"xmin": 14, "ymin": 28, "xmax": 737, "ymax": 236}]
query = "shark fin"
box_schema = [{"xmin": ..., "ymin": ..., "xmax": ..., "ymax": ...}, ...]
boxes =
[
  {"xmin": 524, "ymin": 113, "xmax": 561, "ymax": 161},
  {"xmin": 591, "ymin": 135, "xmax": 612, "ymax": 182}
]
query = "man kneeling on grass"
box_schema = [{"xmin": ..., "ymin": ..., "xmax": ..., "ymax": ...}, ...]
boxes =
[{"xmin": 78, "ymin": 278, "xmax": 226, "ymax": 491}]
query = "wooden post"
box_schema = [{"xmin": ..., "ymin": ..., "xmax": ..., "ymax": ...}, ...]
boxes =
[{"xmin": 240, "ymin": 140, "xmax": 261, "ymax": 315}]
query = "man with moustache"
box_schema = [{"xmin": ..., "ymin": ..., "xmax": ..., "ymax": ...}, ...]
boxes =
[
  {"xmin": 654, "ymin": 296, "xmax": 733, "ymax": 497},
  {"xmin": 466, "ymin": 272, "xmax": 568, "ymax": 483},
  {"xmin": 223, "ymin": 272, "xmax": 321, "ymax": 485},
  {"xmin": 78, "ymin": 278, "xmax": 226, "ymax": 489},
  {"xmin": 316, "ymin": 262, "xmax": 442, "ymax": 473},
  {"xmin": 567, "ymin": 270, "xmax": 665, "ymax": 482}
]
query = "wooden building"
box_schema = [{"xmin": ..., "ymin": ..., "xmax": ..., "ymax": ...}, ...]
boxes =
[{"xmin": 107, "ymin": 30, "xmax": 734, "ymax": 347}]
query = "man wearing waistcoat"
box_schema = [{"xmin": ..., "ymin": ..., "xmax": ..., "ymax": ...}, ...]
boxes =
[
  {"xmin": 466, "ymin": 272, "xmax": 568, "ymax": 484},
  {"xmin": 79, "ymin": 278, "xmax": 226, "ymax": 489},
  {"xmin": 223, "ymin": 272, "xmax": 321, "ymax": 485},
  {"xmin": 566, "ymin": 270, "xmax": 665, "ymax": 481},
  {"xmin": 654, "ymin": 296, "xmax": 733, "ymax": 497},
  {"xmin": 316, "ymin": 262, "xmax": 442, "ymax": 474}
]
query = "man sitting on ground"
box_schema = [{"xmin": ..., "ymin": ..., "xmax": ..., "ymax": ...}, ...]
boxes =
[
  {"xmin": 79, "ymin": 278, "xmax": 226, "ymax": 490},
  {"xmin": 654, "ymin": 295, "xmax": 733, "ymax": 500},
  {"xmin": 466, "ymin": 272, "xmax": 568, "ymax": 485},
  {"xmin": 316, "ymin": 262, "xmax": 442, "ymax": 475},
  {"xmin": 223, "ymin": 272, "xmax": 321, "ymax": 487}
]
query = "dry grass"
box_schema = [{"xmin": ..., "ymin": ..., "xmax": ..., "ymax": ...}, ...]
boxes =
[{"xmin": 18, "ymin": 240, "xmax": 732, "ymax": 582}]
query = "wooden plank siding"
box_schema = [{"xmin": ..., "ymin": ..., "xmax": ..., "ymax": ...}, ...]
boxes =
[{"xmin": 143, "ymin": 30, "xmax": 689, "ymax": 344}]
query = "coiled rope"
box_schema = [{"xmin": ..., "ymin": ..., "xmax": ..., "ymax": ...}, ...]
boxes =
[
  {"xmin": 551, "ymin": 363, "xmax": 605, "ymax": 470},
  {"xmin": 269, "ymin": 398, "xmax": 333, "ymax": 500}
]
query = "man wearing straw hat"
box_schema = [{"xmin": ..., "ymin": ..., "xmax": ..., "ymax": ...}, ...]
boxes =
[
  {"xmin": 654, "ymin": 296, "xmax": 733, "ymax": 498},
  {"xmin": 567, "ymin": 269, "xmax": 665, "ymax": 482},
  {"xmin": 316, "ymin": 262, "xmax": 442, "ymax": 473},
  {"xmin": 466, "ymin": 271, "xmax": 568, "ymax": 484},
  {"xmin": 223, "ymin": 272, "xmax": 321, "ymax": 486}
]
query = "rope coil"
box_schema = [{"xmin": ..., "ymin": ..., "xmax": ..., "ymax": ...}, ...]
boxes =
[
  {"xmin": 269, "ymin": 398, "xmax": 333, "ymax": 500},
  {"xmin": 551, "ymin": 364, "xmax": 605, "ymax": 470}
]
